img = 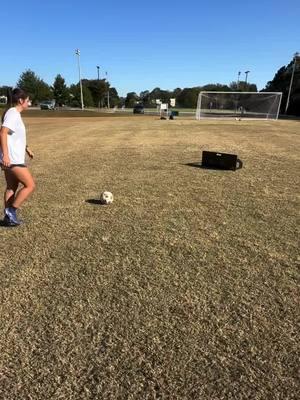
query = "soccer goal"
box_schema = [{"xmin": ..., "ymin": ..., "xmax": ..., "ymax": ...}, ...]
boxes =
[{"xmin": 196, "ymin": 91, "xmax": 282, "ymax": 120}]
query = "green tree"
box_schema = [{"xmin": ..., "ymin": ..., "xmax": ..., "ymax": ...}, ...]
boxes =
[
  {"xmin": 149, "ymin": 87, "xmax": 171, "ymax": 104},
  {"xmin": 264, "ymin": 66, "xmax": 288, "ymax": 92},
  {"xmin": 160, "ymin": 90, "xmax": 171, "ymax": 103},
  {"xmin": 229, "ymin": 81, "xmax": 257, "ymax": 92},
  {"xmin": 140, "ymin": 90, "xmax": 151, "ymax": 106},
  {"xmin": 108, "ymin": 87, "xmax": 120, "ymax": 108},
  {"xmin": 171, "ymin": 87, "xmax": 182, "ymax": 98},
  {"xmin": 69, "ymin": 84, "xmax": 94, "ymax": 108},
  {"xmin": 202, "ymin": 83, "xmax": 232, "ymax": 91},
  {"xmin": 263, "ymin": 57, "xmax": 300, "ymax": 115},
  {"xmin": 53, "ymin": 74, "xmax": 69, "ymax": 106},
  {"xmin": 0, "ymin": 86, "xmax": 11, "ymax": 97},
  {"xmin": 0, "ymin": 86, "xmax": 11, "ymax": 105},
  {"xmin": 82, "ymin": 79, "xmax": 108, "ymax": 108},
  {"xmin": 118, "ymin": 96, "xmax": 126, "ymax": 107},
  {"xmin": 125, "ymin": 92, "xmax": 139, "ymax": 107},
  {"xmin": 176, "ymin": 88, "xmax": 199, "ymax": 108},
  {"xmin": 17, "ymin": 70, "xmax": 52, "ymax": 104},
  {"xmin": 167, "ymin": 88, "xmax": 182, "ymax": 108}
]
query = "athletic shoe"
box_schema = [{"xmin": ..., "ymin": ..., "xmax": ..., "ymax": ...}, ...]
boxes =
[
  {"xmin": 2, "ymin": 214, "xmax": 17, "ymax": 227},
  {"xmin": 4, "ymin": 207, "xmax": 21, "ymax": 226}
]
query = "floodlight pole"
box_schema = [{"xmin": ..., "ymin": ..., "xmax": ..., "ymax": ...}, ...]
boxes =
[
  {"xmin": 75, "ymin": 49, "xmax": 84, "ymax": 110},
  {"xmin": 237, "ymin": 71, "xmax": 241, "ymax": 89},
  {"xmin": 285, "ymin": 52, "xmax": 300, "ymax": 114},
  {"xmin": 97, "ymin": 66, "xmax": 100, "ymax": 109},
  {"xmin": 245, "ymin": 70, "xmax": 250, "ymax": 84},
  {"xmin": 106, "ymin": 71, "xmax": 110, "ymax": 109}
]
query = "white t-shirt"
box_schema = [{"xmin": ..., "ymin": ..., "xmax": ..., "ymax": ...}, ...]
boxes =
[{"xmin": 0, "ymin": 107, "xmax": 26, "ymax": 164}]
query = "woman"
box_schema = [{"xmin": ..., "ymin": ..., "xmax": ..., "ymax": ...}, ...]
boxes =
[{"xmin": 0, "ymin": 88, "xmax": 35, "ymax": 226}]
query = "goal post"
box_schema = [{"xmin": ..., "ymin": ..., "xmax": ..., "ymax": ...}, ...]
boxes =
[{"xmin": 196, "ymin": 91, "xmax": 282, "ymax": 120}]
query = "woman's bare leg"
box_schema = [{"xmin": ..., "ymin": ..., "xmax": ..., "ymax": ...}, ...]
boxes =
[
  {"xmin": 9, "ymin": 167, "xmax": 35, "ymax": 209},
  {"xmin": 4, "ymin": 169, "xmax": 19, "ymax": 208}
]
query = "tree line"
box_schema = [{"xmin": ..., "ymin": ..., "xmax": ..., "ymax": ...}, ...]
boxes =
[
  {"xmin": 0, "ymin": 70, "xmax": 119, "ymax": 108},
  {"xmin": 0, "ymin": 54, "xmax": 299, "ymax": 114},
  {"xmin": 125, "ymin": 81, "xmax": 257, "ymax": 109}
]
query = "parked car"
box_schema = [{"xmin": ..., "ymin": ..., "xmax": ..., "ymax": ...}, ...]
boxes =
[
  {"xmin": 133, "ymin": 104, "xmax": 144, "ymax": 114},
  {"xmin": 40, "ymin": 100, "xmax": 55, "ymax": 110}
]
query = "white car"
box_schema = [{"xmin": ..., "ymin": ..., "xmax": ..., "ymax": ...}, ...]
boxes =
[{"xmin": 40, "ymin": 100, "xmax": 55, "ymax": 110}]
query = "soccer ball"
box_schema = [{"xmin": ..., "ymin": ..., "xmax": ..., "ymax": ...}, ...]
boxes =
[{"xmin": 100, "ymin": 191, "xmax": 113, "ymax": 205}]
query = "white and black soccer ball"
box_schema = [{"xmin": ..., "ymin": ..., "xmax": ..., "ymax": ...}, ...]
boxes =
[{"xmin": 100, "ymin": 191, "xmax": 113, "ymax": 205}]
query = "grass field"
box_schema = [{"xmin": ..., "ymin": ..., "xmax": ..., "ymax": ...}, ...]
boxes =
[{"xmin": 0, "ymin": 114, "xmax": 299, "ymax": 399}]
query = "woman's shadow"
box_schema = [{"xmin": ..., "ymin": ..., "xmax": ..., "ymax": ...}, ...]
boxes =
[{"xmin": 0, "ymin": 219, "xmax": 17, "ymax": 228}]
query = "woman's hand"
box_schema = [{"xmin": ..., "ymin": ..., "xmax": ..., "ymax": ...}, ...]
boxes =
[
  {"xmin": 2, "ymin": 154, "xmax": 11, "ymax": 168},
  {"xmin": 26, "ymin": 147, "xmax": 34, "ymax": 159}
]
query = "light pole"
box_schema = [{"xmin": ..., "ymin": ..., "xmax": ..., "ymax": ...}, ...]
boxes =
[
  {"xmin": 97, "ymin": 66, "xmax": 100, "ymax": 109},
  {"xmin": 245, "ymin": 70, "xmax": 250, "ymax": 84},
  {"xmin": 106, "ymin": 71, "xmax": 110, "ymax": 109},
  {"xmin": 237, "ymin": 71, "xmax": 241, "ymax": 89},
  {"xmin": 285, "ymin": 52, "xmax": 300, "ymax": 114},
  {"xmin": 75, "ymin": 49, "xmax": 84, "ymax": 110}
]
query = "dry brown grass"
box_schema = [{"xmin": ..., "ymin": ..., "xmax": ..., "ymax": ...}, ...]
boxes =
[{"xmin": 0, "ymin": 115, "xmax": 299, "ymax": 399}]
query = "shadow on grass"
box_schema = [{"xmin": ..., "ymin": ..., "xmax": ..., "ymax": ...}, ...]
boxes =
[
  {"xmin": 85, "ymin": 199, "xmax": 104, "ymax": 205},
  {"xmin": 183, "ymin": 162, "xmax": 238, "ymax": 172},
  {"xmin": 0, "ymin": 220, "xmax": 17, "ymax": 228},
  {"xmin": 184, "ymin": 162, "xmax": 203, "ymax": 169},
  {"xmin": 184, "ymin": 162, "xmax": 224, "ymax": 170}
]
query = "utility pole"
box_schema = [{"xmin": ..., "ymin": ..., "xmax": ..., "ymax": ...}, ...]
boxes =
[
  {"xmin": 285, "ymin": 52, "xmax": 300, "ymax": 114},
  {"xmin": 75, "ymin": 49, "xmax": 84, "ymax": 110}
]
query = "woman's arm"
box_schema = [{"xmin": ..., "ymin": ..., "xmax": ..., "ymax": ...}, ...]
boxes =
[
  {"xmin": 26, "ymin": 145, "xmax": 34, "ymax": 159},
  {"xmin": 0, "ymin": 126, "xmax": 11, "ymax": 167}
]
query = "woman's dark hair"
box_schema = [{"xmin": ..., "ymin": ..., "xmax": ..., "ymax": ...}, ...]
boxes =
[{"xmin": 1, "ymin": 88, "xmax": 29, "ymax": 123}]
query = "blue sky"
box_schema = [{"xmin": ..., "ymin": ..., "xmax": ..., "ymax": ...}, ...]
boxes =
[{"xmin": 1, "ymin": 0, "xmax": 299, "ymax": 96}]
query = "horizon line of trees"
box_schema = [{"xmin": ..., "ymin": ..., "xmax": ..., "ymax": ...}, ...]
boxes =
[
  {"xmin": 0, "ymin": 70, "xmax": 119, "ymax": 109},
  {"xmin": 0, "ymin": 55, "xmax": 299, "ymax": 115},
  {"xmin": 125, "ymin": 81, "xmax": 257, "ymax": 109}
]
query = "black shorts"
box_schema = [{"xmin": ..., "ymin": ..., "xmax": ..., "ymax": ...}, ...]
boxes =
[
  {"xmin": 1, "ymin": 163, "xmax": 27, "ymax": 170},
  {"xmin": 10, "ymin": 164, "xmax": 27, "ymax": 168}
]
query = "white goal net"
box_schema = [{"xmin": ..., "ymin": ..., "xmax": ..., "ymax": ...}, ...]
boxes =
[{"xmin": 196, "ymin": 91, "xmax": 282, "ymax": 120}]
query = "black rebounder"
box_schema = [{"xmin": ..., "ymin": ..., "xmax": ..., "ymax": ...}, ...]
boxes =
[{"xmin": 201, "ymin": 151, "xmax": 243, "ymax": 171}]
